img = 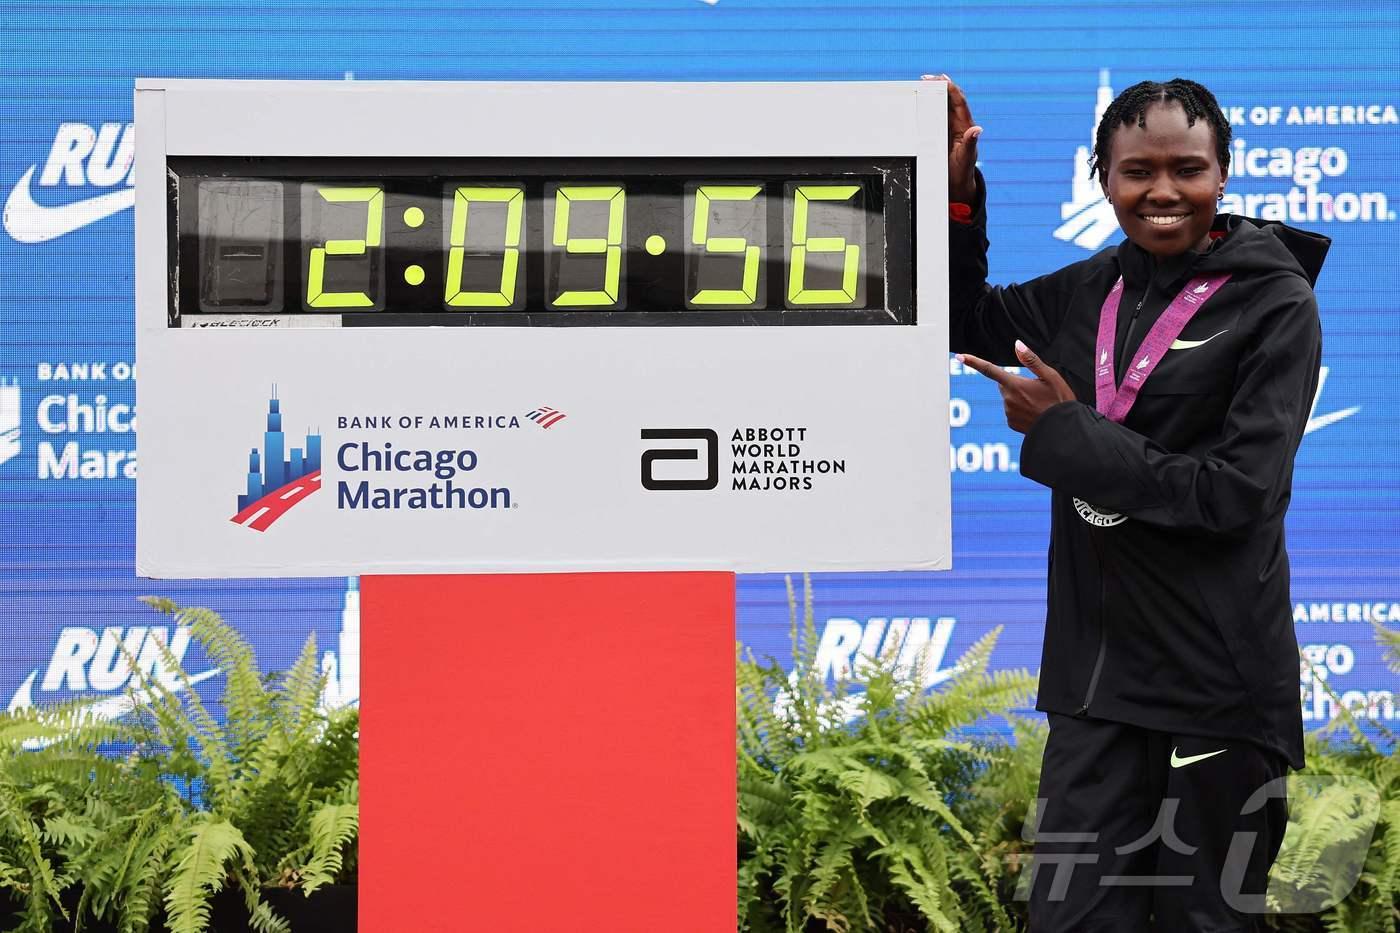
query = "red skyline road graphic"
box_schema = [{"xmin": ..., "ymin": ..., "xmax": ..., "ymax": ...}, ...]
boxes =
[{"xmin": 230, "ymin": 470, "xmax": 322, "ymax": 532}]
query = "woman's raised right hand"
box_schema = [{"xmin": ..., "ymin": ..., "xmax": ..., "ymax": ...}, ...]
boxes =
[{"xmin": 923, "ymin": 74, "xmax": 982, "ymax": 204}]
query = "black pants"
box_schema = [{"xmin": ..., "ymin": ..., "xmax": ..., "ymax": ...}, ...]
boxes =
[{"xmin": 1027, "ymin": 713, "xmax": 1290, "ymax": 933}]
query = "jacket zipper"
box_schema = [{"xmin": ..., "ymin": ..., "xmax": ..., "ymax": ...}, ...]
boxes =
[
  {"xmin": 1082, "ymin": 282, "xmax": 1143, "ymax": 715},
  {"xmin": 1077, "ymin": 572, "xmax": 1108, "ymax": 716},
  {"xmin": 1081, "ymin": 265, "xmax": 1171, "ymax": 715},
  {"xmin": 1116, "ymin": 295, "xmax": 1147, "ymax": 378}
]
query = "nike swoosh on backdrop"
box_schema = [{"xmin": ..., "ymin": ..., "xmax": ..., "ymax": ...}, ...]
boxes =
[
  {"xmin": 6, "ymin": 667, "xmax": 221, "ymax": 749},
  {"xmin": 1169, "ymin": 330, "xmax": 1229, "ymax": 351},
  {"xmin": 1170, "ymin": 747, "xmax": 1228, "ymax": 768},
  {"xmin": 3, "ymin": 166, "xmax": 135, "ymax": 243},
  {"xmin": 1306, "ymin": 406, "xmax": 1361, "ymax": 435}
]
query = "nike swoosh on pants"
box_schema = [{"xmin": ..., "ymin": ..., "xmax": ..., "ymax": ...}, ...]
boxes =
[
  {"xmin": 3, "ymin": 166, "xmax": 135, "ymax": 243},
  {"xmin": 1170, "ymin": 746, "xmax": 1228, "ymax": 768}
]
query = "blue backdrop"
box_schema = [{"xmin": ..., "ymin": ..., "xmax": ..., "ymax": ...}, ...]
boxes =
[{"xmin": 1, "ymin": 1, "xmax": 1395, "ymax": 743}]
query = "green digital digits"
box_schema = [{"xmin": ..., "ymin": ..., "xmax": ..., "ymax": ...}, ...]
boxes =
[
  {"xmin": 690, "ymin": 185, "xmax": 761, "ymax": 305},
  {"xmin": 445, "ymin": 187, "xmax": 524, "ymax": 308},
  {"xmin": 305, "ymin": 187, "xmax": 383, "ymax": 308},
  {"xmin": 552, "ymin": 185, "xmax": 624, "ymax": 306},
  {"xmin": 788, "ymin": 184, "xmax": 861, "ymax": 305}
]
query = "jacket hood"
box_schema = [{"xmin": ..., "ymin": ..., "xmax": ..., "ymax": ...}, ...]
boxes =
[
  {"xmin": 1209, "ymin": 213, "xmax": 1331, "ymax": 286},
  {"xmin": 1115, "ymin": 213, "xmax": 1331, "ymax": 288}
]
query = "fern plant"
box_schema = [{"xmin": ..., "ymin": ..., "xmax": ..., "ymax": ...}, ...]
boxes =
[
  {"xmin": 1263, "ymin": 623, "xmax": 1400, "ymax": 933},
  {"xmin": 0, "ymin": 599, "xmax": 359, "ymax": 933},
  {"xmin": 738, "ymin": 575, "xmax": 1038, "ymax": 933},
  {"xmin": 739, "ymin": 583, "xmax": 1397, "ymax": 933},
  {"xmin": 0, "ymin": 686, "xmax": 175, "ymax": 933}
]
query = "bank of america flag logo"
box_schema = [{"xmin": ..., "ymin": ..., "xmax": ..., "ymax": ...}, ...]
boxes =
[
  {"xmin": 1055, "ymin": 70, "xmax": 1122, "ymax": 251},
  {"xmin": 0, "ymin": 378, "xmax": 20, "ymax": 468},
  {"xmin": 526, "ymin": 406, "xmax": 567, "ymax": 429},
  {"xmin": 231, "ymin": 389, "xmax": 322, "ymax": 532}
]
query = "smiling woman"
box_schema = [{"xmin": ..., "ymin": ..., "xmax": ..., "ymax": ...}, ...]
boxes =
[
  {"xmin": 933, "ymin": 73, "xmax": 1330, "ymax": 933},
  {"xmin": 1090, "ymin": 81, "xmax": 1232, "ymax": 258}
]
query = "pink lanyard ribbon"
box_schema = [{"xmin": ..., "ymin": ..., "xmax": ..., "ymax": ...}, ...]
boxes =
[{"xmin": 1094, "ymin": 273, "xmax": 1231, "ymax": 423}]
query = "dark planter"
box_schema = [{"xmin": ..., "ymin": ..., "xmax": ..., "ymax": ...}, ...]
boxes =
[
  {"xmin": 0, "ymin": 888, "xmax": 120, "ymax": 933},
  {"xmin": 204, "ymin": 885, "xmax": 357, "ymax": 932},
  {"xmin": 1, "ymin": 885, "xmax": 357, "ymax": 933}
]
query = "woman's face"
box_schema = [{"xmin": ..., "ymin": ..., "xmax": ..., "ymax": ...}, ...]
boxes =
[{"xmin": 1100, "ymin": 100, "xmax": 1226, "ymax": 258}]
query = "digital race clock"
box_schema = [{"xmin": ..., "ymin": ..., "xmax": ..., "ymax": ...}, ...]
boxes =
[
  {"xmin": 137, "ymin": 80, "xmax": 951, "ymax": 579},
  {"xmin": 170, "ymin": 157, "xmax": 912, "ymax": 326}
]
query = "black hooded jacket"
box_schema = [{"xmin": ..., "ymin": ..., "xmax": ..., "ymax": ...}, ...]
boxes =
[{"xmin": 950, "ymin": 176, "xmax": 1328, "ymax": 768}]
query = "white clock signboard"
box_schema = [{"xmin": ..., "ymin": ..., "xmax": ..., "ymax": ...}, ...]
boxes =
[{"xmin": 134, "ymin": 80, "xmax": 951, "ymax": 578}]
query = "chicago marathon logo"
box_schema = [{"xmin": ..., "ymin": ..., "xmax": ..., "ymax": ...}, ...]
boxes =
[
  {"xmin": 1054, "ymin": 70, "xmax": 1397, "ymax": 251},
  {"xmin": 1054, "ymin": 70, "xmax": 1120, "ymax": 251},
  {"xmin": 231, "ymin": 389, "xmax": 322, "ymax": 532}
]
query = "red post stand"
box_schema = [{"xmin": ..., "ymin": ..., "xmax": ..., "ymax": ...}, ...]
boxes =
[{"xmin": 360, "ymin": 572, "xmax": 736, "ymax": 932}]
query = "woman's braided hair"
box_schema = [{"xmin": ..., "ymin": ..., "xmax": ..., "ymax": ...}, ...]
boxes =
[{"xmin": 1089, "ymin": 78, "xmax": 1231, "ymax": 181}]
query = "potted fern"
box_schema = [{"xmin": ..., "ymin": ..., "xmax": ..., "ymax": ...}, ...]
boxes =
[
  {"xmin": 737, "ymin": 575, "xmax": 1039, "ymax": 932},
  {"xmin": 738, "ymin": 578, "xmax": 1398, "ymax": 933},
  {"xmin": 1259, "ymin": 623, "xmax": 1400, "ymax": 932},
  {"xmin": 0, "ymin": 599, "xmax": 358, "ymax": 933}
]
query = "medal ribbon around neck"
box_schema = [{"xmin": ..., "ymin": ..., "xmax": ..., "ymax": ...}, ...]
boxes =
[{"xmin": 1094, "ymin": 273, "xmax": 1232, "ymax": 424}]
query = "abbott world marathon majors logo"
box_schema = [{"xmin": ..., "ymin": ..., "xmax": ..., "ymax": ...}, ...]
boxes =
[
  {"xmin": 640, "ymin": 426, "xmax": 847, "ymax": 492},
  {"xmin": 4, "ymin": 123, "xmax": 134, "ymax": 243},
  {"xmin": 1055, "ymin": 71, "xmax": 1397, "ymax": 251}
]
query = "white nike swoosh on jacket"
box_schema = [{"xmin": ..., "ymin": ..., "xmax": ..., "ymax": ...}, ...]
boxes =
[
  {"xmin": 3, "ymin": 166, "xmax": 135, "ymax": 243},
  {"xmin": 1169, "ymin": 330, "xmax": 1229, "ymax": 351}
]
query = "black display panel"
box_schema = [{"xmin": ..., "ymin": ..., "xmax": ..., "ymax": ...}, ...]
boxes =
[{"xmin": 169, "ymin": 157, "xmax": 914, "ymax": 326}]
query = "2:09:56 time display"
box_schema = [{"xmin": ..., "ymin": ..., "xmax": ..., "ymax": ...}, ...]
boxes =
[{"xmin": 175, "ymin": 160, "xmax": 908, "ymax": 322}]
